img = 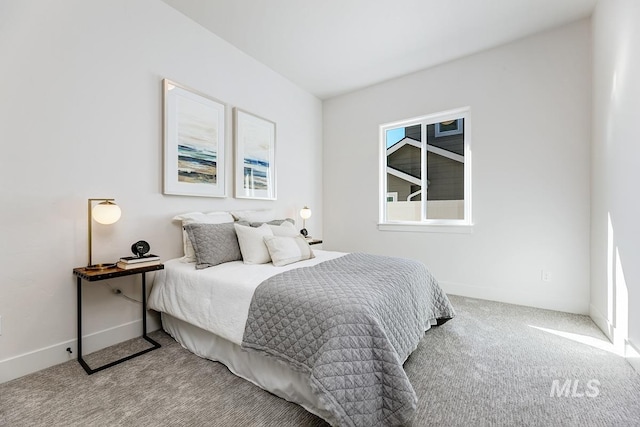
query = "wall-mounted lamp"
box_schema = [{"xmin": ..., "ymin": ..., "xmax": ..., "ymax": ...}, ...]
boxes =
[
  {"xmin": 299, "ymin": 206, "xmax": 312, "ymax": 237},
  {"xmin": 87, "ymin": 198, "xmax": 121, "ymax": 270}
]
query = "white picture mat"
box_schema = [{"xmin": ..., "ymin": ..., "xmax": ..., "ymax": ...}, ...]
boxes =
[
  {"xmin": 234, "ymin": 108, "xmax": 276, "ymax": 200},
  {"xmin": 164, "ymin": 79, "xmax": 226, "ymax": 197}
]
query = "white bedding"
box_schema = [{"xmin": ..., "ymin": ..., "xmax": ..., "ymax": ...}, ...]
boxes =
[{"xmin": 148, "ymin": 249, "xmax": 346, "ymax": 345}]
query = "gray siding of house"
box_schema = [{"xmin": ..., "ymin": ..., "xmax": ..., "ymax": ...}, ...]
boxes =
[
  {"xmin": 387, "ymin": 120, "xmax": 464, "ymax": 202},
  {"xmin": 389, "ymin": 155, "xmax": 462, "ymax": 202},
  {"xmin": 427, "ymin": 121, "xmax": 464, "ymax": 155},
  {"xmin": 405, "ymin": 122, "xmax": 464, "ymax": 156},
  {"xmin": 405, "ymin": 124, "xmax": 421, "ymax": 141},
  {"xmin": 427, "ymin": 153, "xmax": 464, "ymax": 200},
  {"xmin": 387, "ymin": 142, "xmax": 421, "ymax": 179},
  {"xmin": 387, "ymin": 174, "xmax": 415, "ymax": 201}
]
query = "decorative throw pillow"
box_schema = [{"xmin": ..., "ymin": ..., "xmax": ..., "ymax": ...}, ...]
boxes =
[
  {"xmin": 173, "ymin": 211, "xmax": 234, "ymax": 263},
  {"xmin": 234, "ymin": 223, "xmax": 274, "ymax": 264},
  {"xmin": 184, "ymin": 222, "xmax": 242, "ymax": 269},
  {"xmin": 263, "ymin": 235, "xmax": 315, "ymax": 267}
]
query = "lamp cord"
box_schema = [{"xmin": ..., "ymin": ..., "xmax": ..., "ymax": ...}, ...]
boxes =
[
  {"xmin": 101, "ymin": 282, "xmax": 142, "ymax": 304},
  {"xmin": 100, "ymin": 272, "xmax": 158, "ymax": 305}
]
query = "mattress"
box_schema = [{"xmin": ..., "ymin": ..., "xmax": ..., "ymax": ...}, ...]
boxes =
[{"xmin": 147, "ymin": 249, "xmax": 346, "ymax": 345}]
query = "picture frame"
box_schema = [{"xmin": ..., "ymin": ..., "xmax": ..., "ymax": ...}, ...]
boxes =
[
  {"xmin": 234, "ymin": 108, "xmax": 277, "ymax": 200},
  {"xmin": 163, "ymin": 79, "xmax": 227, "ymax": 197}
]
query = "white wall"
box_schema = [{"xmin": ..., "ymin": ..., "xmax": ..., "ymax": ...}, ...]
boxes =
[
  {"xmin": 0, "ymin": 0, "xmax": 322, "ymax": 382},
  {"xmin": 590, "ymin": 0, "xmax": 640, "ymax": 366},
  {"xmin": 323, "ymin": 21, "xmax": 591, "ymax": 314}
]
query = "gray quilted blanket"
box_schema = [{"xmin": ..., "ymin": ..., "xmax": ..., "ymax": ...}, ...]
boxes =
[{"xmin": 241, "ymin": 253, "xmax": 455, "ymax": 426}]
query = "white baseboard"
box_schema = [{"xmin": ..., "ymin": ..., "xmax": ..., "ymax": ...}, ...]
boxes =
[
  {"xmin": 589, "ymin": 303, "xmax": 613, "ymax": 340},
  {"xmin": 625, "ymin": 339, "xmax": 640, "ymax": 374},
  {"xmin": 440, "ymin": 281, "xmax": 588, "ymax": 315},
  {"xmin": 587, "ymin": 304, "xmax": 640, "ymax": 374},
  {"xmin": 0, "ymin": 314, "xmax": 160, "ymax": 384}
]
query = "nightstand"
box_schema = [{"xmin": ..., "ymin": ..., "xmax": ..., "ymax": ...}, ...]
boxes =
[{"xmin": 72, "ymin": 263, "xmax": 164, "ymax": 375}]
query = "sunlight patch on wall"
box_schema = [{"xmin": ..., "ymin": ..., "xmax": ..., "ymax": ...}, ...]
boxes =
[
  {"xmin": 607, "ymin": 213, "xmax": 614, "ymax": 322},
  {"xmin": 614, "ymin": 246, "xmax": 629, "ymax": 354},
  {"xmin": 606, "ymin": 212, "xmax": 630, "ymax": 354}
]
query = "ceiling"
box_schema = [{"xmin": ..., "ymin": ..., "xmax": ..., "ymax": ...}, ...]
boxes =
[{"xmin": 162, "ymin": 0, "xmax": 597, "ymax": 100}]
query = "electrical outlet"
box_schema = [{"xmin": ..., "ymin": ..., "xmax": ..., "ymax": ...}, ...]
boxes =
[{"xmin": 541, "ymin": 270, "xmax": 552, "ymax": 282}]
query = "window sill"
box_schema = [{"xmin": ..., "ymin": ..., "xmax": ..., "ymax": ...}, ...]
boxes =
[{"xmin": 377, "ymin": 223, "xmax": 473, "ymax": 234}]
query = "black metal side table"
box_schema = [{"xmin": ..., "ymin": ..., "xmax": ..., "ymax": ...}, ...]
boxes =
[{"xmin": 72, "ymin": 263, "xmax": 164, "ymax": 375}]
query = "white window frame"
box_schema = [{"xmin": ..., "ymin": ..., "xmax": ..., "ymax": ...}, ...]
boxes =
[{"xmin": 378, "ymin": 107, "xmax": 472, "ymax": 233}]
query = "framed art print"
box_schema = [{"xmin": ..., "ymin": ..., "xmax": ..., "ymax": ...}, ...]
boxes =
[
  {"xmin": 163, "ymin": 79, "xmax": 226, "ymax": 197},
  {"xmin": 234, "ymin": 108, "xmax": 276, "ymax": 200}
]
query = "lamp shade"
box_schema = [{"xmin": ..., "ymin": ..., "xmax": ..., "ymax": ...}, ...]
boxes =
[
  {"xmin": 299, "ymin": 206, "xmax": 312, "ymax": 220},
  {"xmin": 92, "ymin": 201, "xmax": 121, "ymax": 225}
]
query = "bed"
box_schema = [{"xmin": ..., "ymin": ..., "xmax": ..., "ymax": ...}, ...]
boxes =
[{"xmin": 148, "ymin": 212, "xmax": 455, "ymax": 426}]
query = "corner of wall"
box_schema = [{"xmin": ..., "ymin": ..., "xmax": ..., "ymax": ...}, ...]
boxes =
[
  {"xmin": 589, "ymin": 303, "xmax": 612, "ymax": 340},
  {"xmin": 625, "ymin": 339, "xmax": 640, "ymax": 374},
  {"xmin": 589, "ymin": 303, "xmax": 640, "ymax": 374}
]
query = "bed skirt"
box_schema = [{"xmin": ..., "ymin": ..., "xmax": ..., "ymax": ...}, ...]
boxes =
[{"xmin": 161, "ymin": 313, "xmax": 334, "ymax": 423}]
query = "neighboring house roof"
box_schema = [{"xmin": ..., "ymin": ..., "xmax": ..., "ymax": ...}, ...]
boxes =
[
  {"xmin": 387, "ymin": 137, "xmax": 421, "ymax": 156},
  {"xmin": 387, "ymin": 166, "xmax": 421, "ymax": 185},
  {"xmin": 387, "ymin": 137, "xmax": 464, "ymax": 162},
  {"xmin": 387, "ymin": 136, "xmax": 464, "ymax": 186}
]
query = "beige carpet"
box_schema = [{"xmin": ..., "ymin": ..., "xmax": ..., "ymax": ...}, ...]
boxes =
[{"xmin": 1, "ymin": 295, "xmax": 639, "ymax": 426}]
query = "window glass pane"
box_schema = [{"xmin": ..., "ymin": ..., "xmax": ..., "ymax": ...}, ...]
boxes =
[
  {"xmin": 425, "ymin": 119, "xmax": 464, "ymax": 220},
  {"xmin": 386, "ymin": 125, "xmax": 422, "ymax": 221},
  {"xmin": 381, "ymin": 109, "xmax": 470, "ymax": 226}
]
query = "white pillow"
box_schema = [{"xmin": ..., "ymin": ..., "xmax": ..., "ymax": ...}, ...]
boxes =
[
  {"xmin": 234, "ymin": 223, "xmax": 274, "ymax": 264},
  {"xmin": 263, "ymin": 235, "xmax": 315, "ymax": 267},
  {"xmin": 230, "ymin": 209, "xmax": 276, "ymax": 222},
  {"xmin": 269, "ymin": 221, "xmax": 299, "ymax": 237},
  {"xmin": 173, "ymin": 212, "xmax": 234, "ymax": 262}
]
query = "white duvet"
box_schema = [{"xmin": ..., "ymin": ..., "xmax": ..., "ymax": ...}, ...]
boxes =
[{"xmin": 148, "ymin": 250, "xmax": 346, "ymax": 346}]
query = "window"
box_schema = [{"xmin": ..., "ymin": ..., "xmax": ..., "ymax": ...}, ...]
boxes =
[{"xmin": 379, "ymin": 107, "xmax": 471, "ymax": 230}]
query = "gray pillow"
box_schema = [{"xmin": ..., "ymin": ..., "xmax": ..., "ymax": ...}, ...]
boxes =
[{"xmin": 184, "ymin": 222, "xmax": 242, "ymax": 269}]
